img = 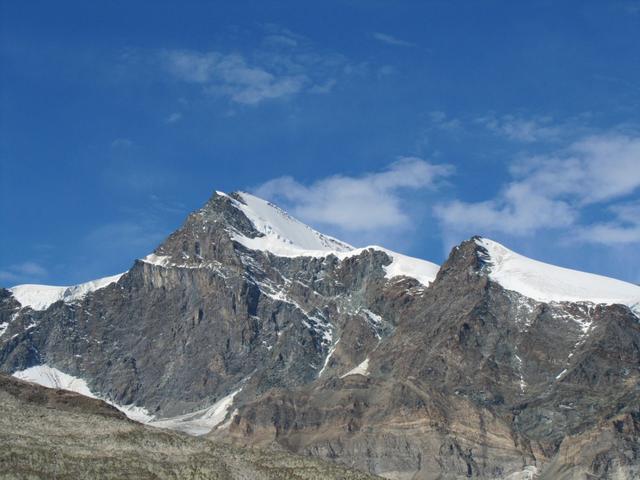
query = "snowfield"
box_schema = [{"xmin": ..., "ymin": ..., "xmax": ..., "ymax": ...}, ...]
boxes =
[
  {"xmin": 341, "ymin": 358, "xmax": 370, "ymax": 378},
  {"xmin": 8, "ymin": 273, "xmax": 123, "ymax": 311},
  {"xmin": 12, "ymin": 365, "xmax": 153, "ymax": 423},
  {"xmin": 12, "ymin": 364, "xmax": 241, "ymax": 434},
  {"xmin": 476, "ymin": 237, "xmax": 640, "ymax": 309},
  {"xmin": 148, "ymin": 389, "xmax": 242, "ymax": 436},
  {"xmin": 231, "ymin": 192, "xmax": 354, "ymax": 255}
]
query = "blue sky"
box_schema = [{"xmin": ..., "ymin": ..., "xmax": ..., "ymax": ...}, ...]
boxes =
[{"xmin": 1, "ymin": 0, "xmax": 640, "ymax": 286}]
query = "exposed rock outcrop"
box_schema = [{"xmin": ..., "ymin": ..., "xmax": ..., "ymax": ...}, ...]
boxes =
[{"xmin": 1, "ymin": 191, "xmax": 638, "ymax": 479}]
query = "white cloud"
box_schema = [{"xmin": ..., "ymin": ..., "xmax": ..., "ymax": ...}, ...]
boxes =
[
  {"xmin": 253, "ymin": 157, "xmax": 452, "ymax": 234},
  {"xmin": 160, "ymin": 28, "xmax": 353, "ymax": 106},
  {"xmin": 165, "ymin": 112, "xmax": 182, "ymax": 123},
  {"xmin": 372, "ymin": 32, "xmax": 416, "ymax": 47},
  {"xmin": 309, "ymin": 78, "xmax": 337, "ymax": 94},
  {"xmin": 163, "ymin": 50, "xmax": 309, "ymax": 105},
  {"xmin": 163, "ymin": 50, "xmax": 217, "ymax": 83},
  {"xmin": 612, "ymin": 201, "xmax": 640, "ymax": 224},
  {"xmin": 435, "ymin": 133, "xmax": 640, "ymax": 241},
  {"xmin": 507, "ymin": 134, "xmax": 640, "ymax": 205},
  {"xmin": 373, "ymin": 65, "xmax": 396, "ymax": 78},
  {"xmin": 263, "ymin": 34, "xmax": 299, "ymax": 48},
  {"xmin": 84, "ymin": 221, "xmax": 167, "ymax": 250},
  {"xmin": 475, "ymin": 114, "xmax": 562, "ymax": 142},
  {"xmin": 565, "ymin": 135, "xmax": 640, "ymax": 203},
  {"xmin": 261, "ymin": 24, "xmax": 305, "ymax": 47},
  {"xmin": 434, "ymin": 189, "xmax": 575, "ymax": 236},
  {"xmin": 0, "ymin": 261, "xmax": 49, "ymax": 285},
  {"xmin": 428, "ymin": 111, "xmax": 462, "ymax": 131},
  {"xmin": 111, "ymin": 138, "xmax": 133, "ymax": 148},
  {"xmin": 624, "ymin": 1, "xmax": 640, "ymax": 14},
  {"xmin": 578, "ymin": 223, "xmax": 640, "ymax": 245},
  {"xmin": 575, "ymin": 202, "xmax": 640, "ymax": 245}
]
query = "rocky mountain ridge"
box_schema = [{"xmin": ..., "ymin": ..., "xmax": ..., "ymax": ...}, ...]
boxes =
[{"xmin": 1, "ymin": 190, "xmax": 638, "ymax": 479}]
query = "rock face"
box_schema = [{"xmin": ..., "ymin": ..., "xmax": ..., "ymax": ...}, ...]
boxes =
[{"xmin": 1, "ymin": 190, "xmax": 638, "ymax": 479}]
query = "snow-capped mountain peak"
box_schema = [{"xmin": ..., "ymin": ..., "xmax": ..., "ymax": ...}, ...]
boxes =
[
  {"xmin": 226, "ymin": 191, "xmax": 354, "ymax": 256},
  {"xmin": 476, "ymin": 237, "xmax": 640, "ymax": 308},
  {"xmin": 224, "ymin": 191, "xmax": 439, "ymax": 285}
]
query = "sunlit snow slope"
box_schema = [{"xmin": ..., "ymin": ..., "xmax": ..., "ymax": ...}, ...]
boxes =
[
  {"xmin": 8, "ymin": 273, "xmax": 124, "ymax": 311},
  {"xmin": 12, "ymin": 364, "xmax": 241, "ymax": 435},
  {"xmin": 476, "ymin": 237, "xmax": 640, "ymax": 309},
  {"xmin": 12, "ymin": 365, "xmax": 153, "ymax": 423},
  {"xmin": 228, "ymin": 192, "xmax": 440, "ymax": 286},
  {"xmin": 229, "ymin": 191, "xmax": 354, "ymax": 255}
]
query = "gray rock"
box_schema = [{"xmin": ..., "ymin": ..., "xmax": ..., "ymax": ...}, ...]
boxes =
[{"xmin": 1, "ymin": 192, "xmax": 638, "ymax": 479}]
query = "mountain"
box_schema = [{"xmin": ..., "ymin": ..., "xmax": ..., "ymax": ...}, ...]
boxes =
[{"xmin": 1, "ymin": 190, "xmax": 639, "ymax": 479}]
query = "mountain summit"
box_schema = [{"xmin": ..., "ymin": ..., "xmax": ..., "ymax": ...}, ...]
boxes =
[{"xmin": 1, "ymin": 190, "xmax": 639, "ymax": 479}]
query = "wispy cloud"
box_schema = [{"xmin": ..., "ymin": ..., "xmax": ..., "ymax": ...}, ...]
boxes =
[
  {"xmin": 163, "ymin": 50, "xmax": 308, "ymax": 105},
  {"xmin": 0, "ymin": 261, "xmax": 49, "ymax": 285},
  {"xmin": 372, "ymin": 32, "xmax": 416, "ymax": 47},
  {"xmin": 309, "ymin": 78, "xmax": 337, "ymax": 94},
  {"xmin": 159, "ymin": 27, "xmax": 352, "ymax": 106},
  {"xmin": 165, "ymin": 112, "xmax": 183, "ymax": 124},
  {"xmin": 84, "ymin": 221, "xmax": 167, "ymax": 251},
  {"xmin": 428, "ymin": 111, "xmax": 462, "ymax": 131},
  {"xmin": 263, "ymin": 34, "xmax": 300, "ymax": 48},
  {"xmin": 475, "ymin": 114, "xmax": 563, "ymax": 142},
  {"xmin": 623, "ymin": 1, "xmax": 640, "ymax": 14},
  {"xmin": 111, "ymin": 138, "xmax": 133, "ymax": 148},
  {"xmin": 253, "ymin": 157, "xmax": 452, "ymax": 245},
  {"xmin": 575, "ymin": 201, "xmax": 640, "ymax": 245},
  {"xmin": 434, "ymin": 133, "xmax": 640, "ymax": 243},
  {"xmin": 423, "ymin": 111, "xmax": 596, "ymax": 144}
]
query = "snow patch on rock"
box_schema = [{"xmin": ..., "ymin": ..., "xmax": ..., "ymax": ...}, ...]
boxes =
[
  {"xmin": 149, "ymin": 388, "xmax": 242, "ymax": 436},
  {"xmin": 9, "ymin": 273, "xmax": 124, "ymax": 311},
  {"xmin": 318, "ymin": 338, "xmax": 340, "ymax": 377},
  {"xmin": 141, "ymin": 253, "xmax": 172, "ymax": 267},
  {"xmin": 505, "ymin": 465, "xmax": 538, "ymax": 480},
  {"xmin": 341, "ymin": 358, "xmax": 370, "ymax": 378},
  {"xmin": 14, "ymin": 364, "xmax": 243, "ymax": 435},
  {"xmin": 13, "ymin": 365, "xmax": 95, "ymax": 397},
  {"xmin": 514, "ymin": 353, "xmax": 526, "ymax": 393},
  {"xmin": 12, "ymin": 365, "xmax": 153, "ymax": 423},
  {"xmin": 381, "ymin": 248, "xmax": 439, "ymax": 286}
]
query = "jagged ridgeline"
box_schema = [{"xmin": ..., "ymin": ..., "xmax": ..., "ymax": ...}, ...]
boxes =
[{"xmin": 1, "ymin": 191, "xmax": 639, "ymax": 480}]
